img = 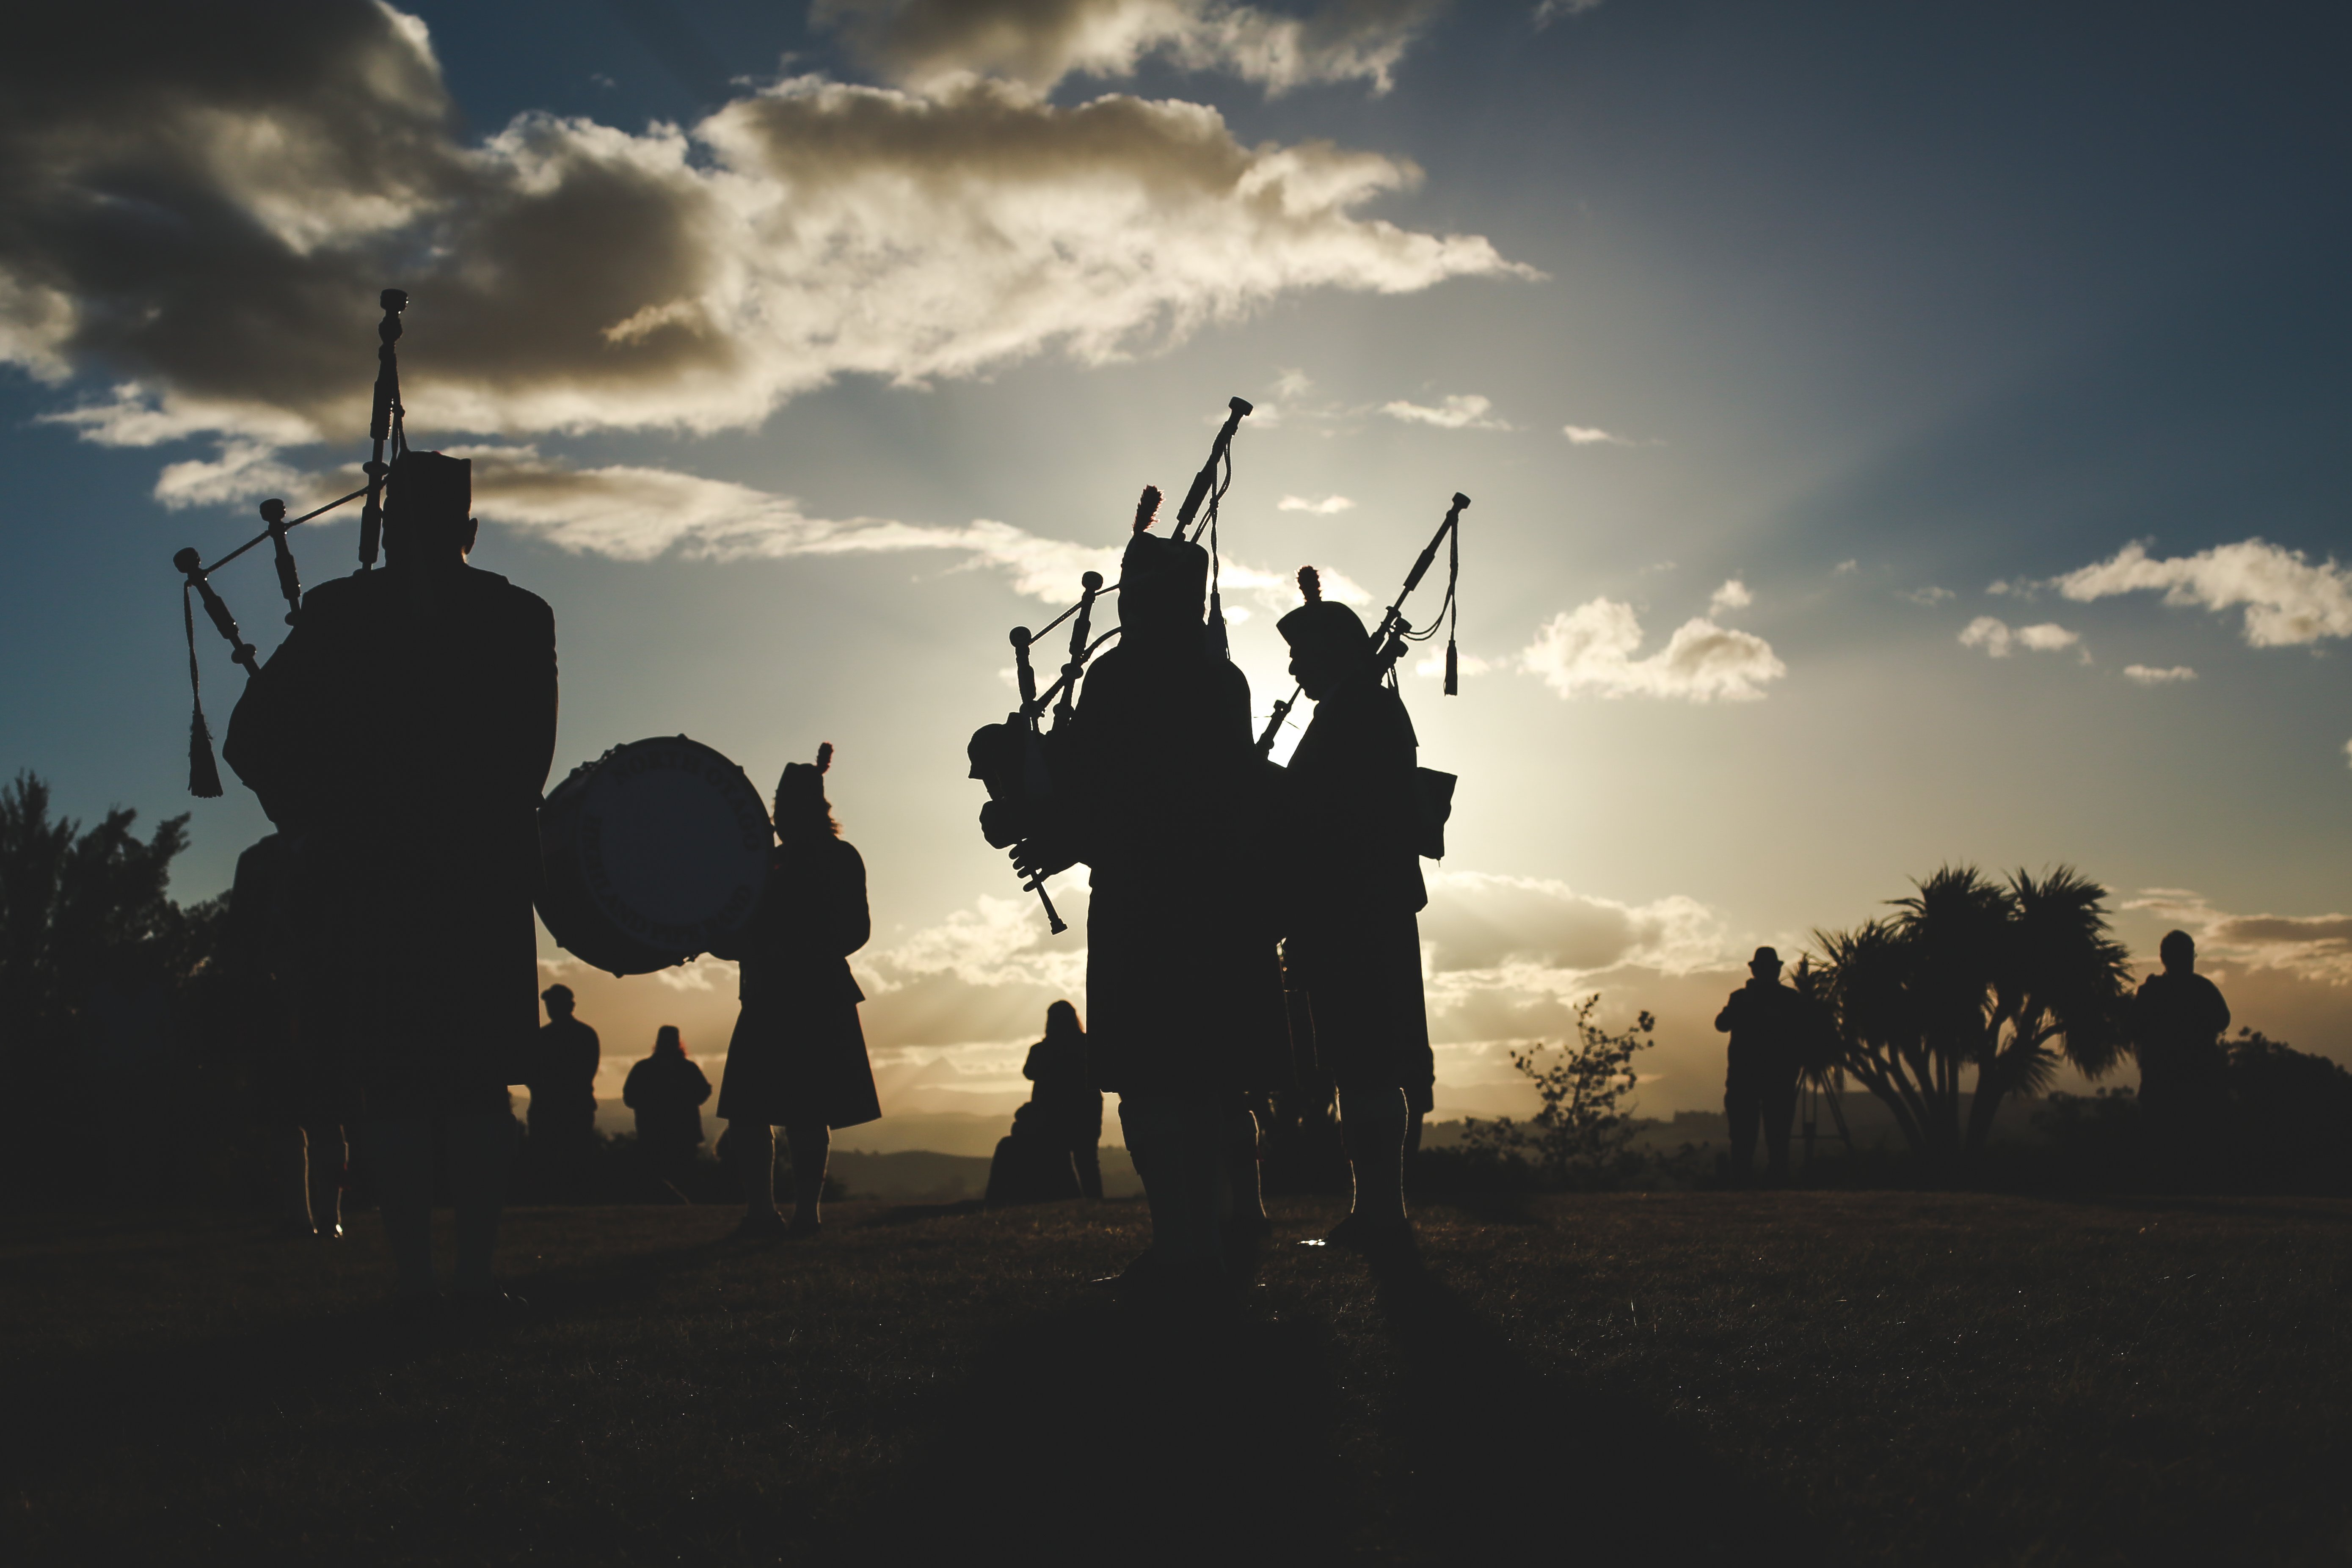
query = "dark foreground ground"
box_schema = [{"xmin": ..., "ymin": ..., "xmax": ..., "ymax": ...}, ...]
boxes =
[{"xmin": 4, "ymin": 1192, "xmax": 2348, "ymax": 1567}]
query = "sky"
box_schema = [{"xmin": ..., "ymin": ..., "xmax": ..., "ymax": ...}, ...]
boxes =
[{"xmin": 4, "ymin": 0, "xmax": 2348, "ymax": 1131}]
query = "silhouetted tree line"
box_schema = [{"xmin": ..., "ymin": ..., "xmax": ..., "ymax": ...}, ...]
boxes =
[
  {"xmin": 0, "ymin": 773, "xmax": 232, "ymax": 1202},
  {"xmin": 1432, "ymin": 865, "xmax": 2352, "ymax": 1196}
]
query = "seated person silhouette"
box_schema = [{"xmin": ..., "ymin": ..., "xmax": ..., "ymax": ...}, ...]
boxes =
[
  {"xmin": 623, "ymin": 1025, "xmax": 712, "ymax": 1199},
  {"xmin": 528, "ymin": 984, "xmax": 601, "ymax": 1198},
  {"xmin": 1716, "ymin": 947, "xmax": 1810, "ymax": 1185},
  {"xmin": 225, "ymin": 449, "xmax": 556, "ymax": 1310},
  {"xmin": 2130, "ymin": 929, "xmax": 2231, "ymax": 1152},
  {"xmin": 985, "ymin": 1001, "xmax": 1105, "ymax": 1204}
]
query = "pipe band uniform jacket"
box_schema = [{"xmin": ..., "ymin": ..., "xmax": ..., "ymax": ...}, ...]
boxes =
[
  {"xmin": 710, "ymin": 836, "xmax": 882, "ymax": 1130},
  {"xmin": 1280, "ymin": 672, "xmax": 1434, "ymax": 1111},
  {"xmin": 223, "ymin": 563, "xmax": 557, "ymax": 1109}
]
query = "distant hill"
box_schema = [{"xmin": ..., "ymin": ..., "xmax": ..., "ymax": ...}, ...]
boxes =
[{"xmin": 830, "ymin": 1147, "xmax": 1142, "ymax": 1202}]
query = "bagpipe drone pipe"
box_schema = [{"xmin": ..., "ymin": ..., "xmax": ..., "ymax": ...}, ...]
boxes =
[
  {"xmin": 965, "ymin": 397, "xmax": 1252, "ymax": 934},
  {"xmin": 171, "ymin": 288, "xmax": 414, "ymax": 798}
]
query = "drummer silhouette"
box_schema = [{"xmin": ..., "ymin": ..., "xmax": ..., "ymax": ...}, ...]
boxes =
[
  {"xmin": 706, "ymin": 744, "xmax": 882, "ymax": 1239},
  {"xmin": 225, "ymin": 451, "xmax": 557, "ymax": 1310}
]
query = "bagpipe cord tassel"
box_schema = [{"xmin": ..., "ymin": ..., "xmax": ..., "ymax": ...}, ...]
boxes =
[
  {"xmin": 184, "ymin": 584, "xmax": 223, "ymax": 799},
  {"xmin": 1442, "ymin": 500, "xmax": 1461, "ymax": 697}
]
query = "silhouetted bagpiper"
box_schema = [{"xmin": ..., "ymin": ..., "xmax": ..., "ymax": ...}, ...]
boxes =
[{"xmin": 226, "ymin": 449, "xmax": 557, "ymax": 1310}]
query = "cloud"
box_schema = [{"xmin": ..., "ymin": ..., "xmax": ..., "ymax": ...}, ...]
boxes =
[
  {"xmin": 2122, "ymin": 664, "xmax": 2197, "ymax": 686},
  {"xmin": 1520, "ymin": 598, "xmax": 1786, "ymax": 702},
  {"xmin": 2126, "ymin": 891, "xmax": 2352, "ymax": 987},
  {"xmin": 1277, "ymin": 493, "xmax": 1355, "ymax": 515},
  {"xmin": 1561, "ymin": 424, "xmax": 1633, "ymax": 446},
  {"xmin": 1421, "ymin": 870, "xmax": 1729, "ymax": 977},
  {"xmin": 1707, "ymin": 579, "xmax": 1751, "ymax": 615},
  {"xmin": 1834, "ymin": 559, "xmax": 1858, "ymax": 575},
  {"xmin": 6, "ymin": 3, "xmax": 1528, "ymax": 488},
  {"xmin": 1900, "ymin": 585, "xmax": 1954, "ymax": 605},
  {"xmin": 1531, "ymin": 0, "xmax": 1605, "ymax": 28},
  {"xmin": 1381, "ymin": 393, "xmax": 1513, "ymax": 430},
  {"xmin": 1959, "ymin": 616, "xmax": 2082, "ymax": 659},
  {"xmin": 2345, "ymin": 738, "xmax": 2352, "ymax": 771},
  {"xmin": 811, "ymin": 0, "xmax": 1447, "ymax": 96},
  {"xmin": 2050, "ymin": 539, "xmax": 2352, "ymax": 648},
  {"xmin": 178, "ymin": 441, "xmax": 1376, "ymax": 607}
]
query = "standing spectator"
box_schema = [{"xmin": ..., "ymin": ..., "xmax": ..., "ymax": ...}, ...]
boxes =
[
  {"xmin": 528, "ymin": 984, "xmax": 601, "ymax": 1199},
  {"xmin": 1715, "ymin": 947, "xmax": 1811, "ymax": 1185},
  {"xmin": 624, "ymin": 1025, "xmax": 711, "ymax": 1199},
  {"xmin": 2131, "ymin": 930, "xmax": 2231, "ymax": 1160}
]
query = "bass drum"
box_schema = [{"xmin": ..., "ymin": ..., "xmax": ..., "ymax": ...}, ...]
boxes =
[{"xmin": 538, "ymin": 736, "xmax": 772, "ymax": 976}]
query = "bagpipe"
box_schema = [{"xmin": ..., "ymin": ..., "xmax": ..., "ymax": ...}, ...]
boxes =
[
  {"xmin": 168, "ymin": 287, "xmax": 780, "ymax": 980},
  {"xmin": 966, "ymin": 397, "xmax": 1253, "ymax": 934},
  {"xmin": 1255, "ymin": 491, "xmax": 1468, "ymax": 758},
  {"xmin": 172, "ymin": 288, "xmax": 414, "ymax": 797}
]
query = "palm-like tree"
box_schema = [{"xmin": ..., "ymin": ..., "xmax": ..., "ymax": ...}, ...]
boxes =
[{"xmin": 1813, "ymin": 865, "xmax": 2130, "ymax": 1168}]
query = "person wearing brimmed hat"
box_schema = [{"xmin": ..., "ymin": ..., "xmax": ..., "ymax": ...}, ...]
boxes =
[
  {"xmin": 225, "ymin": 449, "xmax": 557, "ymax": 1311},
  {"xmin": 1012, "ymin": 493, "xmax": 1290, "ymax": 1304},
  {"xmin": 1275, "ymin": 567, "xmax": 1434, "ymax": 1253},
  {"xmin": 525, "ymin": 983, "xmax": 601, "ymax": 1199},
  {"xmin": 1715, "ymin": 946, "xmax": 1812, "ymax": 1184},
  {"xmin": 709, "ymin": 744, "xmax": 881, "ymax": 1239}
]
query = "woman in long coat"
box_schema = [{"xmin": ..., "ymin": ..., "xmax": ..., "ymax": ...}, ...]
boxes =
[{"xmin": 710, "ymin": 744, "xmax": 880, "ymax": 1238}]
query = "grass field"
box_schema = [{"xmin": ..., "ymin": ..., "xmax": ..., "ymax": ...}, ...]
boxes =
[{"xmin": 4, "ymin": 1192, "xmax": 2349, "ymax": 1566}]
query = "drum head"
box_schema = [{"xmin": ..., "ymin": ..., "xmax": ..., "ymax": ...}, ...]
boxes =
[{"xmin": 539, "ymin": 736, "xmax": 771, "ymax": 975}]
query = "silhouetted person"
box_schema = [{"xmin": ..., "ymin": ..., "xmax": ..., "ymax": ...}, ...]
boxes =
[
  {"xmin": 1013, "ymin": 512, "xmax": 1290, "ymax": 1304},
  {"xmin": 225, "ymin": 450, "xmax": 555, "ymax": 1308},
  {"xmin": 986, "ymin": 1001, "xmax": 1106, "ymax": 1203},
  {"xmin": 2131, "ymin": 929, "xmax": 2231, "ymax": 1151},
  {"xmin": 708, "ymin": 745, "xmax": 880, "ymax": 1239},
  {"xmin": 528, "ymin": 983, "xmax": 601, "ymax": 1197},
  {"xmin": 1716, "ymin": 947, "xmax": 1810, "ymax": 1185},
  {"xmin": 623, "ymin": 1025, "xmax": 711, "ymax": 1198},
  {"xmin": 1026, "ymin": 1000, "xmax": 1105, "ymax": 1199},
  {"xmin": 1276, "ymin": 571, "xmax": 1432, "ymax": 1252},
  {"xmin": 226, "ymin": 831, "xmax": 348, "ymax": 1238}
]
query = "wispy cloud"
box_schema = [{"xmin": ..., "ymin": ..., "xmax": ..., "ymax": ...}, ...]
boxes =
[
  {"xmin": 1708, "ymin": 579, "xmax": 1751, "ymax": 616},
  {"xmin": 1561, "ymin": 423, "xmax": 1636, "ymax": 446},
  {"xmin": 1834, "ymin": 559, "xmax": 1859, "ymax": 575},
  {"xmin": 2050, "ymin": 539, "xmax": 2352, "ymax": 648},
  {"xmin": 813, "ymin": 0, "xmax": 1449, "ymax": 97},
  {"xmin": 2122, "ymin": 664, "xmax": 2197, "ymax": 686},
  {"xmin": 1381, "ymin": 393, "xmax": 1514, "ymax": 430},
  {"xmin": 1960, "ymin": 616, "xmax": 2083, "ymax": 659},
  {"xmin": 1530, "ymin": 0, "xmax": 1606, "ymax": 30},
  {"xmin": 1900, "ymin": 585, "xmax": 1954, "ymax": 605},
  {"xmin": 181, "ymin": 442, "xmax": 1374, "ymax": 609},
  {"xmin": 1277, "ymin": 493, "xmax": 1355, "ymax": 515},
  {"xmin": 1520, "ymin": 598, "xmax": 1786, "ymax": 703}
]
